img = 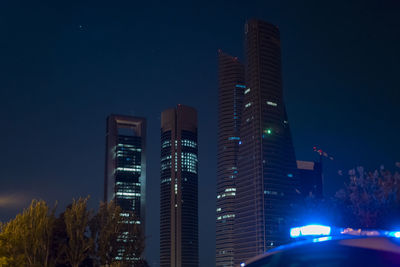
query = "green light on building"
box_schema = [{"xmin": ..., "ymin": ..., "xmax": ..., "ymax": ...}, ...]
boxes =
[{"xmin": 264, "ymin": 129, "xmax": 272, "ymax": 135}]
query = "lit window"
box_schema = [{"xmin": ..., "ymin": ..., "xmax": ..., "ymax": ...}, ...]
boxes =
[
  {"xmin": 181, "ymin": 152, "xmax": 198, "ymax": 174},
  {"xmin": 266, "ymin": 101, "xmax": 277, "ymax": 107},
  {"xmin": 225, "ymin": 188, "xmax": 236, "ymax": 192},
  {"xmin": 219, "ymin": 192, "xmax": 236, "ymax": 198},
  {"xmin": 245, "ymin": 102, "xmax": 252, "ymax": 108},
  {"xmin": 181, "ymin": 139, "xmax": 197, "ymax": 148},
  {"xmin": 244, "ymin": 88, "xmax": 251, "ymax": 94},
  {"xmin": 236, "ymin": 84, "xmax": 246, "ymax": 88},
  {"xmin": 217, "ymin": 214, "xmax": 235, "ymax": 220},
  {"xmin": 161, "ymin": 178, "xmax": 171, "ymax": 183},
  {"xmin": 162, "ymin": 140, "xmax": 171, "ymax": 148}
]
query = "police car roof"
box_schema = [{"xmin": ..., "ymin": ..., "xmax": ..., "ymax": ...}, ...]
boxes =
[{"xmin": 243, "ymin": 234, "xmax": 400, "ymax": 266}]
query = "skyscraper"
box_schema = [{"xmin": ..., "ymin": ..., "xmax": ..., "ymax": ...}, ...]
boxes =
[
  {"xmin": 160, "ymin": 105, "xmax": 199, "ymax": 267},
  {"xmin": 297, "ymin": 160, "xmax": 323, "ymax": 198},
  {"xmin": 234, "ymin": 19, "xmax": 298, "ymax": 265},
  {"xmin": 104, "ymin": 115, "xmax": 146, "ymax": 257},
  {"xmin": 216, "ymin": 50, "xmax": 245, "ymax": 267}
]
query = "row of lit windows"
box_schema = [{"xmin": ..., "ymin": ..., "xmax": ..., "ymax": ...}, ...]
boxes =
[
  {"xmin": 161, "ymin": 178, "xmax": 171, "ymax": 184},
  {"xmin": 160, "ymin": 152, "xmax": 197, "ymax": 173},
  {"xmin": 115, "ymin": 187, "xmax": 140, "ymax": 193},
  {"xmin": 116, "ymin": 154, "xmax": 140, "ymax": 160},
  {"xmin": 116, "ymin": 192, "xmax": 141, "ymax": 197},
  {"xmin": 161, "ymin": 155, "xmax": 172, "ymax": 161},
  {"xmin": 182, "ymin": 152, "xmax": 197, "ymax": 174},
  {"xmin": 217, "ymin": 192, "xmax": 236, "ymax": 199},
  {"xmin": 115, "ymin": 195, "xmax": 140, "ymax": 200},
  {"xmin": 116, "ymin": 183, "xmax": 140, "ymax": 191},
  {"xmin": 162, "ymin": 139, "xmax": 197, "ymax": 148},
  {"xmin": 264, "ymin": 190, "xmax": 278, "ymax": 195},
  {"xmin": 162, "ymin": 140, "xmax": 171, "ymax": 148},
  {"xmin": 217, "ymin": 249, "xmax": 233, "ymax": 255},
  {"xmin": 116, "ymin": 182, "xmax": 141, "ymax": 186},
  {"xmin": 116, "ymin": 144, "xmax": 142, "ymax": 151},
  {"xmin": 161, "ymin": 161, "xmax": 171, "ymax": 170},
  {"xmin": 119, "ymin": 220, "xmax": 141, "ymax": 225},
  {"xmin": 264, "ymin": 190, "xmax": 285, "ymax": 197},
  {"xmin": 116, "ymin": 167, "xmax": 141, "ymax": 172},
  {"xmin": 225, "ymin": 188, "xmax": 236, "ymax": 192},
  {"xmin": 217, "ymin": 214, "xmax": 235, "ymax": 220},
  {"xmin": 181, "ymin": 139, "xmax": 197, "ymax": 148}
]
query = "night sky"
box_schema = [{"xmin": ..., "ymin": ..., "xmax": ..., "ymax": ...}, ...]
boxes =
[{"xmin": 0, "ymin": 1, "xmax": 399, "ymax": 266}]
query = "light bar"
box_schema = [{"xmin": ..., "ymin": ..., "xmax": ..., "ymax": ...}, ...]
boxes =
[
  {"xmin": 388, "ymin": 231, "xmax": 400, "ymax": 238},
  {"xmin": 290, "ymin": 224, "xmax": 331, "ymax": 238}
]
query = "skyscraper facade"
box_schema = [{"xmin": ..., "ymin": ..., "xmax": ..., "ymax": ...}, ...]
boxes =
[
  {"xmin": 297, "ymin": 160, "xmax": 323, "ymax": 198},
  {"xmin": 216, "ymin": 50, "xmax": 245, "ymax": 267},
  {"xmin": 104, "ymin": 115, "xmax": 146, "ymax": 256},
  {"xmin": 234, "ymin": 19, "xmax": 298, "ymax": 265},
  {"xmin": 160, "ymin": 105, "xmax": 199, "ymax": 267}
]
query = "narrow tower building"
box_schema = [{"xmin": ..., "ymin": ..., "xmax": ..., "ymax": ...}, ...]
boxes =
[
  {"xmin": 104, "ymin": 114, "xmax": 146, "ymax": 259},
  {"xmin": 160, "ymin": 105, "xmax": 199, "ymax": 267},
  {"xmin": 216, "ymin": 50, "xmax": 245, "ymax": 267}
]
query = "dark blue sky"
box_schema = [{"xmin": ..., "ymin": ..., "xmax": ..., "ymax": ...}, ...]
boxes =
[{"xmin": 0, "ymin": 1, "xmax": 399, "ymax": 266}]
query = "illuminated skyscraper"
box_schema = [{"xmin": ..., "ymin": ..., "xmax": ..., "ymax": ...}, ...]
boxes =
[
  {"xmin": 234, "ymin": 19, "xmax": 298, "ymax": 265},
  {"xmin": 160, "ymin": 105, "xmax": 198, "ymax": 267},
  {"xmin": 104, "ymin": 115, "xmax": 146, "ymax": 258},
  {"xmin": 216, "ymin": 50, "xmax": 245, "ymax": 267}
]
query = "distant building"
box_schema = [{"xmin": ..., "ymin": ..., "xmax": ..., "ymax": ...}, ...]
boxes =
[
  {"xmin": 216, "ymin": 50, "xmax": 245, "ymax": 267},
  {"xmin": 297, "ymin": 160, "xmax": 323, "ymax": 198},
  {"xmin": 104, "ymin": 115, "xmax": 146, "ymax": 257},
  {"xmin": 234, "ymin": 19, "xmax": 299, "ymax": 265},
  {"xmin": 160, "ymin": 105, "xmax": 198, "ymax": 267}
]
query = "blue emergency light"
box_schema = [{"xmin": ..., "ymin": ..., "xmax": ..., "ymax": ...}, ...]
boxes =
[{"xmin": 290, "ymin": 224, "xmax": 331, "ymax": 238}]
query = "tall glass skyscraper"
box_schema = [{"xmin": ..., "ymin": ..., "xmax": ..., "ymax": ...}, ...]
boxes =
[
  {"xmin": 234, "ymin": 19, "xmax": 298, "ymax": 265},
  {"xmin": 104, "ymin": 115, "xmax": 146, "ymax": 259},
  {"xmin": 160, "ymin": 105, "xmax": 198, "ymax": 267},
  {"xmin": 216, "ymin": 50, "xmax": 245, "ymax": 267}
]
